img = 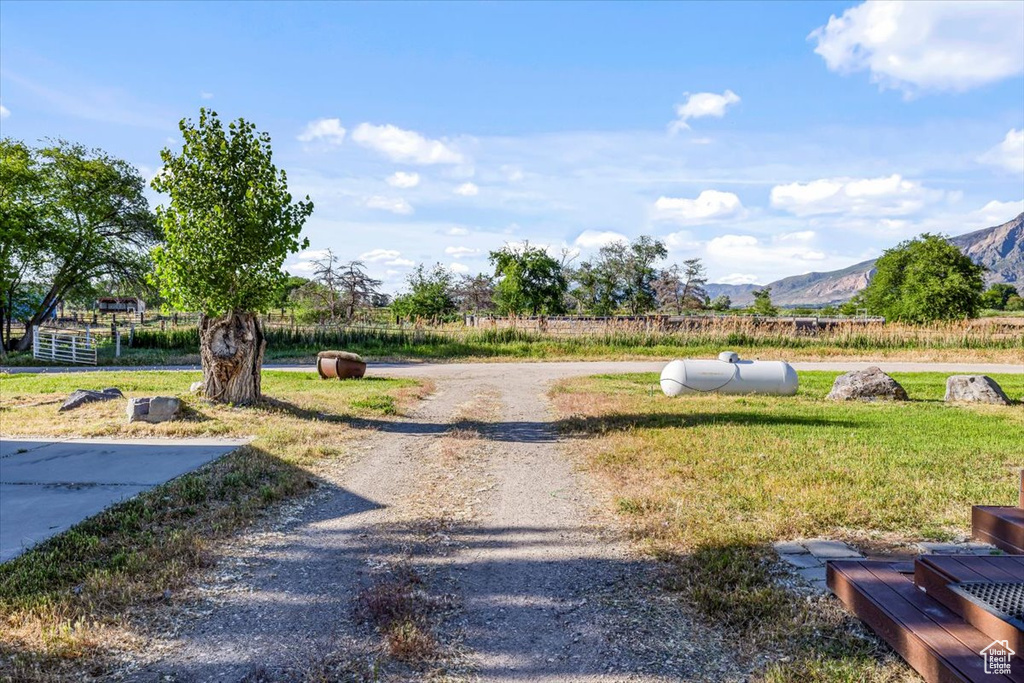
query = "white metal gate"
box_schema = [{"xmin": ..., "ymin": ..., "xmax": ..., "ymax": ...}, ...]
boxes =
[{"xmin": 32, "ymin": 327, "xmax": 98, "ymax": 365}]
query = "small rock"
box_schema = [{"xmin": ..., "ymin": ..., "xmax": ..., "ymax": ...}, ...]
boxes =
[
  {"xmin": 59, "ymin": 387, "xmax": 124, "ymax": 412},
  {"xmin": 826, "ymin": 367, "xmax": 908, "ymax": 401},
  {"xmin": 944, "ymin": 375, "xmax": 1012, "ymax": 405},
  {"xmin": 127, "ymin": 396, "xmax": 182, "ymax": 423}
]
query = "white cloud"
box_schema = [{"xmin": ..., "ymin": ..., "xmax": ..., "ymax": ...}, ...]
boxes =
[
  {"xmin": 664, "ymin": 230, "xmax": 701, "ymax": 251},
  {"xmin": 670, "ymin": 90, "xmax": 740, "ymax": 132},
  {"xmin": 707, "ymin": 234, "xmax": 828, "ymax": 267},
  {"xmin": 200, "ymin": 92, "xmax": 214, "ymax": 100},
  {"xmin": 778, "ymin": 230, "xmax": 816, "ymax": 242},
  {"xmin": 445, "ymin": 246, "xmax": 478, "ymax": 259},
  {"xmin": 298, "ymin": 118, "xmax": 347, "ymax": 145},
  {"xmin": 447, "ymin": 227, "xmax": 469, "ymax": 236},
  {"xmin": 573, "ymin": 230, "xmax": 628, "ymax": 249},
  {"xmin": 653, "ymin": 190, "xmax": 744, "ymax": 223},
  {"xmin": 979, "ymin": 129, "xmax": 1024, "ymax": 174},
  {"xmin": 352, "ymin": 123, "xmax": 463, "ymax": 164},
  {"xmin": 364, "ymin": 196, "xmax": 414, "ymax": 215},
  {"xmin": 501, "ymin": 165, "xmax": 524, "ymax": 182},
  {"xmin": 449, "ymin": 262, "xmax": 470, "ymax": 274},
  {"xmin": 454, "ymin": 182, "xmax": 479, "ymax": 196},
  {"xmin": 717, "ymin": 273, "xmax": 761, "ymax": 285},
  {"xmin": 973, "ymin": 199, "xmax": 1024, "ymax": 226},
  {"xmin": 1, "ymin": 104, "xmax": 11, "ymax": 119},
  {"xmin": 770, "ymin": 174, "xmax": 943, "ymax": 216},
  {"xmin": 359, "ymin": 248, "xmax": 415, "ymax": 267},
  {"xmin": 297, "ymin": 249, "xmax": 331, "ymax": 260},
  {"xmin": 386, "ymin": 171, "xmax": 421, "ymax": 188},
  {"xmin": 810, "ymin": 1, "xmax": 1024, "ymax": 95}
]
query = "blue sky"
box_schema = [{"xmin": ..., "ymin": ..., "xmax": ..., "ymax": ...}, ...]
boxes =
[{"xmin": 2, "ymin": 1, "xmax": 1022, "ymax": 291}]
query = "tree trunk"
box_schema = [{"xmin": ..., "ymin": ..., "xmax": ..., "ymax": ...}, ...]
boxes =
[{"xmin": 199, "ymin": 312, "xmax": 265, "ymax": 405}]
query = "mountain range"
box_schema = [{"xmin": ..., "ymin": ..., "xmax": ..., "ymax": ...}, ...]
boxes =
[{"xmin": 704, "ymin": 213, "xmax": 1024, "ymax": 307}]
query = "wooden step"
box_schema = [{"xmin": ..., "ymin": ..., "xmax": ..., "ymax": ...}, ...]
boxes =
[
  {"xmin": 915, "ymin": 556, "xmax": 1024, "ymax": 658},
  {"xmin": 974, "ymin": 506, "xmax": 1024, "ymax": 555},
  {"xmin": 829, "ymin": 559, "xmax": 1024, "ymax": 683}
]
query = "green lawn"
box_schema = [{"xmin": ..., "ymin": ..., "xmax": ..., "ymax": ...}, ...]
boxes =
[
  {"xmin": 552, "ymin": 371, "xmax": 1023, "ymax": 548},
  {"xmin": 551, "ymin": 371, "xmax": 1023, "ymax": 682}
]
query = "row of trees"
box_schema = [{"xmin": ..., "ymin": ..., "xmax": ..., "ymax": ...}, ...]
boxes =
[{"xmin": 4, "ymin": 111, "xmax": 1019, "ymax": 403}]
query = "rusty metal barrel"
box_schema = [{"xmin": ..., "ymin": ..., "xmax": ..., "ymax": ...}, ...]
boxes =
[{"xmin": 316, "ymin": 351, "xmax": 366, "ymax": 379}]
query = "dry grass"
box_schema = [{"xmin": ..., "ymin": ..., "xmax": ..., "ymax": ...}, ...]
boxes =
[
  {"xmin": 0, "ymin": 370, "xmax": 427, "ymax": 681},
  {"xmin": 355, "ymin": 563, "xmax": 452, "ymax": 664},
  {"xmin": 551, "ymin": 370, "xmax": 1023, "ymax": 681}
]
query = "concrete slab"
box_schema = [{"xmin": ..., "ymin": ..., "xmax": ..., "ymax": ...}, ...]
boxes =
[
  {"xmin": 0, "ymin": 437, "xmax": 248, "ymax": 562},
  {"xmin": 804, "ymin": 538, "xmax": 863, "ymax": 559}
]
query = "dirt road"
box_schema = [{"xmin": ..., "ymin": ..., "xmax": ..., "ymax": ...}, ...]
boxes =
[{"xmin": 124, "ymin": 363, "xmax": 742, "ymax": 682}]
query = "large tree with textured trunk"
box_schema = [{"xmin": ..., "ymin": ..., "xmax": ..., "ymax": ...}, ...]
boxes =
[{"xmin": 151, "ymin": 110, "xmax": 312, "ymax": 404}]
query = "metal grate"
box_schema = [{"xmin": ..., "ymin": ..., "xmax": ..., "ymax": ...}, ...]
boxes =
[{"xmin": 950, "ymin": 582, "xmax": 1024, "ymax": 630}]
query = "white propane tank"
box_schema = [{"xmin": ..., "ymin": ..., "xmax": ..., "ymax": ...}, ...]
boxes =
[{"xmin": 660, "ymin": 351, "xmax": 798, "ymax": 397}]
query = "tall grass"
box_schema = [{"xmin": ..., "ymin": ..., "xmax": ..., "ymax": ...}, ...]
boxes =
[{"xmin": 128, "ymin": 316, "xmax": 1024, "ymax": 356}]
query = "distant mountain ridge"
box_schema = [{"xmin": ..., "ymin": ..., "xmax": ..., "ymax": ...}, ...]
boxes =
[{"xmin": 705, "ymin": 213, "xmax": 1023, "ymax": 307}]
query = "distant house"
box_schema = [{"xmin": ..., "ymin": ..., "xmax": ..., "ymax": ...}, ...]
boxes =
[{"xmin": 96, "ymin": 297, "xmax": 146, "ymax": 314}]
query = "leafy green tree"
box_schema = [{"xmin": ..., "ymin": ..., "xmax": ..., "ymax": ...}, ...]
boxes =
[
  {"xmin": 861, "ymin": 233, "xmax": 985, "ymax": 322},
  {"xmin": 274, "ymin": 274, "xmax": 309, "ymax": 309},
  {"xmin": 751, "ymin": 287, "xmax": 778, "ymax": 316},
  {"xmin": 710, "ymin": 294, "xmax": 732, "ymax": 312},
  {"xmin": 152, "ymin": 109, "xmax": 312, "ymax": 403},
  {"xmin": 1006, "ymin": 294, "xmax": 1024, "ymax": 312},
  {"xmin": 0, "ymin": 139, "xmax": 45, "ymax": 355},
  {"xmin": 568, "ymin": 260, "xmax": 619, "ymax": 316},
  {"xmin": 6, "ymin": 140, "xmax": 158, "ymax": 351},
  {"xmin": 391, "ymin": 264, "xmax": 457, "ymax": 320},
  {"xmin": 980, "ymin": 283, "xmax": 1019, "ymax": 311},
  {"xmin": 490, "ymin": 243, "xmax": 568, "ymax": 315}
]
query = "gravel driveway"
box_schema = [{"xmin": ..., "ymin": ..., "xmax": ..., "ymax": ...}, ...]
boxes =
[{"xmin": 122, "ymin": 363, "xmax": 749, "ymax": 682}]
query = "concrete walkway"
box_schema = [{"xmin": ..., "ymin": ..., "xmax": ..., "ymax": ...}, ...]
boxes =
[{"xmin": 0, "ymin": 437, "xmax": 248, "ymax": 562}]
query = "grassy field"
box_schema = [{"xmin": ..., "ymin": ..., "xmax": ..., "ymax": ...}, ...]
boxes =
[
  {"xmin": 551, "ymin": 371, "xmax": 1024, "ymax": 681},
  {"xmin": 5, "ymin": 316, "xmax": 1023, "ymax": 367},
  {"xmin": 0, "ymin": 370, "xmax": 427, "ymax": 681}
]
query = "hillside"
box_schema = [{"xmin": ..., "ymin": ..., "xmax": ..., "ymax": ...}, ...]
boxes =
[{"xmin": 706, "ymin": 212, "xmax": 1023, "ymax": 307}]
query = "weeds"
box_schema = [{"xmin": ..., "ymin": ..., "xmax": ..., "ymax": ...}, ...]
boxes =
[{"xmin": 355, "ymin": 563, "xmax": 448, "ymax": 663}]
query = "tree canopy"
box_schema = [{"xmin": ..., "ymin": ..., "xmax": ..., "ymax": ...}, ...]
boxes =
[
  {"xmin": 151, "ymin": 109, "xmax": 312, "ymax": 316},
  {"xmin": 490, "ymin": 243, "xmax": 568, "ymax": 315},
  {"xmin": 861, "ymin": 233, "xmax": 985, "ymax": 322},
  {"xmin": 391, "ymin": 263, "xmax": 457, "ymax": 320},
  {"xmin": 1, "ymin": 138, "xmax": 158, "ymax": 350}
]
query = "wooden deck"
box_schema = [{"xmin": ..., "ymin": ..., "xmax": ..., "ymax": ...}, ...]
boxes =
[
  {"xmin": 828, "ymin": 471, "xmax": 1024, "ymax": 682},
  {"xmin": 974, "ymin": 506, "xmax": 1024, "ymax": 555},
  {"xmin": 828, "ymin": 559, "xmax": 1024, "ymax": 682}
]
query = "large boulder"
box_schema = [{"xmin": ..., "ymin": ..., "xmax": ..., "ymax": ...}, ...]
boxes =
[
  {"xmin": 944, "ymin": 375, "xmax": 1012, "ymax": 405},
  {"xmin": 127, "ymin": 396, "xmax": 182, "ymax": 423},
  {"xmin": 59, "ymin": 387, "xmax": 124, "ymax": 412},
  {"xmin": 827, "ymin": 367, "xmax": 908, "ymax": 401}
]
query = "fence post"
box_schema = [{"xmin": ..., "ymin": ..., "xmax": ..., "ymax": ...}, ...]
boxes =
[
  {"xmin": 72, "ymin": 336, "xmax": 77, "ymax": 364},
  {"xmin": 85, "ymin": 324, "xmax": 91, "ymax": 346},
  {"xmin": 130, "ymin": 323, "xmax": 135, "ymax": 347},
  {"xmin": 115, "ymin": 328, "xmax": 121, "ymax": 357},
  {"xmin": 50, "ymin": 331, "xmax": 55, "ymax": 361},
  {"xmin": 32, "ymin": 326, "xmax": 38, "ymax": 357}
]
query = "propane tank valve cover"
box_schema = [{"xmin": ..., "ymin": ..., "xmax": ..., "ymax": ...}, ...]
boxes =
[{"xmin": 718, "ymin": 351, "xmax": 739, "ymax": 363}]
